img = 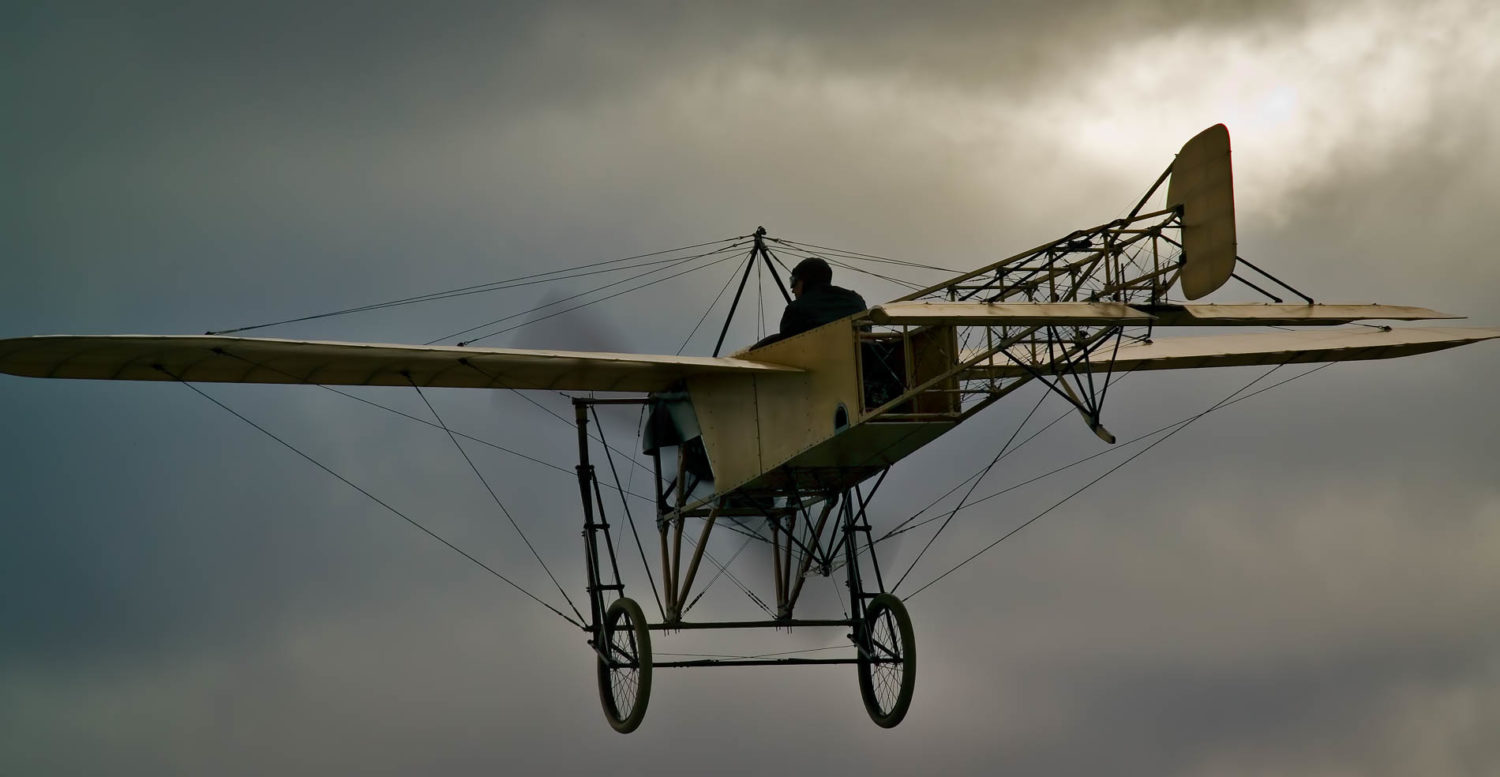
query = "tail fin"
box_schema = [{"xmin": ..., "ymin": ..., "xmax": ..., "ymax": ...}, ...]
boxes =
[{"xmin": 1167, "ymin": 124, "xmax": 1237, "ymax": 299}]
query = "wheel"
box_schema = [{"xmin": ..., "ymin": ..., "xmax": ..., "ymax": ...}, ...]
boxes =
[
  {"xmin": 596, "ymin": 597, "xmax": 652, "ymax": 733},
  {"xmin": 857, "ymin": 593, "xmax": 916, "ymax": 728}
]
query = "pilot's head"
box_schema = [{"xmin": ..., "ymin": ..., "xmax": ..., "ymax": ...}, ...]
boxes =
[{"xmin": 789, "ymin": 257, "xmax": 833, "ymax": 299}]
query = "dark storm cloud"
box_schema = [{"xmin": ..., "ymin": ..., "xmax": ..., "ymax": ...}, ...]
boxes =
[
  {"xmin": 9, "ymin": 0, "xmax": 1464, "ymax": 306},
  {"xmin": 6, "ymin": 0, "xmax": 1320, "ymax": 119},
  {"xmin": 4, "ymin": 1, "xmax": 1499, "ymax": 774}
]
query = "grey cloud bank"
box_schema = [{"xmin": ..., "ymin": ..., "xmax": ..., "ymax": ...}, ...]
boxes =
[{"xmin": 4, "ymin": 2, "xmax": 1499, "ymax": 775}]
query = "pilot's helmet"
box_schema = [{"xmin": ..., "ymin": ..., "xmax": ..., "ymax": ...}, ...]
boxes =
[{"xmin": 790, "ymin": 257, "xmax": 833, "ymax": 287}]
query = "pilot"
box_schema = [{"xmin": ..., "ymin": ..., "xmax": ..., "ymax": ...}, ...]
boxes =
[{"xmin": 753, "ymin": 257, "xmax": 867, "ymax": 348}]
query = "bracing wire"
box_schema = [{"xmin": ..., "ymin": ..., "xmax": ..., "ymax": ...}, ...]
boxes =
[
  {"xmin": 178, "ymin": 224, "xmax": 1364, "ymax": 633},
  {"xmin": 878, "ymin": 370, "xmax": 1145, "ymax": 542},
  {"xmin": 408, "ymin": 378, "xmax": 588, "ymax": 625},
  {"xmin": 208, "ymin": 348, "xmax": 656, "ymax": 503},
  {"xmin": 683, "ymin": 529, "xmax": 768, "ymax": 616},
  {"xmin": 900, "ymin": 361, "xmax": 1308, "ymax": 599},
  {"xmin": 817, "ymin": 255, "xmax": 928, "ymax": 291},
  {"xmin": 210, "ymin": 231, "xmax": 963, "ymax": 354},
  {"xmin": 433, "ymin": 242, "xmax": 750, "ymax": 346},
  {"xmin": 207, "ymin": 236, "xmax": 748, "ymax": 336},
  {"xmin": 768, "ymin": 238, "xmax": 959, "ymax": 273},
  {"xmin": 890, "ymin": 389, "xmax": 1050, "ymax": 592},
  {"xmin": 885, "ymin": 361, "xmax": 1339, "ymax": 543},
  {"xmin": 591, "ymin": 405, "xmax": 665, "ymax": 621},
  {"xmin": 763, "ymin": 246, "xmax": 794, "ymax": 276},
  {"xmin": 768, "ymin": 243, "xmax": 931, "ymax": 291},
  {"xmin": 157, "ymin": 367, "xmax": 584, "ymax": 630},
  {"xmin": 720, "ymin": 516, "xmax": 776, "ymax": 547},
  {"xmin": 677, "ymin": 249, "xmax": 753, "ymax": 354},
  {"xmin": 504, "ymin": 386, "xmax": 649, "ymax": 471}
]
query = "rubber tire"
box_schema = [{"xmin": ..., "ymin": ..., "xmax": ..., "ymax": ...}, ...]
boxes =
[
  {"xmin": 857, "ymin": 593, "xmax": 916, "ymax": 728},
  {"xmin": 596, "ymin": 597, "xmax": 652, "ymax": 733}
]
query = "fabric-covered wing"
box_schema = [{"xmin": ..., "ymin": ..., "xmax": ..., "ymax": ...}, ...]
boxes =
[
  {"xmin": 0, "ymin": 335, "xmax": 800, "ymax": 392},
  {"xmin": 867, "ymin": 301, "xmax": 1459, "ymax": 327},
  {"xmin": 970, "ymin": 327, "xmax": 1500, "ymax": 378}
]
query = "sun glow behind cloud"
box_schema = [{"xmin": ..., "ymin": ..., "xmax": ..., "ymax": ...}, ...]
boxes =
[
  {"xmin": 534, "ymin": 0, "xmax": 1500, "ymax": 246},
  {"xmin": 1025, "ymin": 0, "xmax": 1500, "ymax": 221}
]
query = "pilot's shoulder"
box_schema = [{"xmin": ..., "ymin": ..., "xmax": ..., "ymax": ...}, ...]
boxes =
[{"xmin": 829, "ymin": 285, "xmax": 868, "ymax": 309}]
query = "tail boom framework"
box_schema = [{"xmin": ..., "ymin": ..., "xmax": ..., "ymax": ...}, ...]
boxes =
[{"xmin": 822, "ymin": 123, "xmax": 1488, "ymax": 467}]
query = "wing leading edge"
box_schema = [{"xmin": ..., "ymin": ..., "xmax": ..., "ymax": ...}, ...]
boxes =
[{"xmin": 0, "ymin": 335, "xmax": 800, "ymax": 392}]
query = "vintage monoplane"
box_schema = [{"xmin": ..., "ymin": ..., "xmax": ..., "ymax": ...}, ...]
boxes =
[{"xmin": 3, "ymin": 125, "xmax": 1495, "ymax": 732}]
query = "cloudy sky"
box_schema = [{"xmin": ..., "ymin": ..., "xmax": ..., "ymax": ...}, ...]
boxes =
[{"xmin": 4, "ymin": 1, "xmax": 1499, "ymax": 774}]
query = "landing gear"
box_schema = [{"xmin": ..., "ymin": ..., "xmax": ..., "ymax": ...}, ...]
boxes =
[
  {"xmin": 574, "ymin": 398, "xmax": 918, "ymax": 732},
  {"xmin": 596, "ymin": 597, "xmax": 652, "ymax": 733},
  {"xmin": 836, "ymin": 487, "xmax": 916, "ymax": 728},
  {"xmin": 856, "ymin": 593, "xmax": 916, "ymax": 728}
]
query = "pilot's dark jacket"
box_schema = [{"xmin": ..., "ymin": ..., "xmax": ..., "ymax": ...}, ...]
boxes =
[{"xmin": 753, "ymin": 284, "xmax": 867, "ymax": 348}]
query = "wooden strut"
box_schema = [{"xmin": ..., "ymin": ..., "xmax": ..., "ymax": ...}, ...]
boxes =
[
  {"xmin": 895, "ymin": 207, "xmax": 1178, "ymax": 302},
  {"xmin": 673, "ymin": 504, "xmax": 720, "ymax": 618},
  {"xmin": 661, "ymin": 445, "xmax": 733, "ymax": 623},
  {"xmin": 859, "ymin": 324, "xmax": 1044, "ymax": 423},
  {"xmin": 986, "ymin": 226, "xmax": 1162, "ymax": 304},
  {"xmin": 771, "ymin": 518, "xmax": 784, "ymax": 614},
  {"xmin": 658, "ymin": 521, "xmax": 672, "ymax": 616},
  {"xmin": 781, "ymin": 496, "xmax": 840, "ymax": 618},
  {"xmin": 985, "ymin": 327, "xmax": 1121, "ymax": 427},
  {"xmin": 575, "ymin": 402, "xmax": 605, "ymax": 635},
  {"xmin": 862, "ymin": 322, "xmax": 1125, "ymax": 435},
  {"xmin": 781, "ymin": 511, "xmax": 796, "ymax": 611},
  {"xmin": 661, "ymin": 448, "xmax": 685, "ymax": 617}
]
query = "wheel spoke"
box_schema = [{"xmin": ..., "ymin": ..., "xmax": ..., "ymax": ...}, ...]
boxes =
[
  {"xmin": 596, "ymin": 598, "xmax": 653, "ymax": 733},
  {"xmin": 856, "ymin": 594, "xmax": 915, "ymax": 728}
]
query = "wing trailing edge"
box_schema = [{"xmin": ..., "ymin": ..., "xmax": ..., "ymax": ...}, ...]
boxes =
[
  {"xmin": 868, "ymin": 301, "xmax": 1460, "ymax": 327},
  {"xmin": 967, "ymin": 327, "xmax": 1500, "ymax": 378}
]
